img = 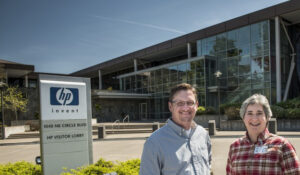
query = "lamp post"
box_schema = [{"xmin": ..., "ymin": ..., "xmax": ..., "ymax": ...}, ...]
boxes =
[
  {"xmin": 0, "ymin": 81, "xmax": 6, "ymax": 139},
  {"xmin": 214, "ymin": 71, "xmax": 222, "ymax": 128}
]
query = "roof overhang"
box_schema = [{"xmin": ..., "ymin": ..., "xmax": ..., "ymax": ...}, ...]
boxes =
[{"xmin": 92, "ymin": 90, "xmax": 152, "ymax": 99}]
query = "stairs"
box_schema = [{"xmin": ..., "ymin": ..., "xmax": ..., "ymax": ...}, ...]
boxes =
[
  {"xmin": 93, "ymin": 123, "xmax": 161, "ymax": 135},
  {"xmin": 7, "ymin": 132, "xmax": 39, "ymax": 139}
]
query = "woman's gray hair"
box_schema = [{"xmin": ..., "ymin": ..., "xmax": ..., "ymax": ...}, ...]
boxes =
[{"xmin": 240, "ymin": 94, "xmax": 273, "ymax": 119}]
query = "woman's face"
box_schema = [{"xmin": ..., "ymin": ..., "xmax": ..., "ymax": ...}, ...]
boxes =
[{"xmin": 243, "ymin": 103, "xmax": 268, "ymax": 138}]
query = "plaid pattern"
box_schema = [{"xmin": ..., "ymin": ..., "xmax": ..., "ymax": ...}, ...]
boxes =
[{"xmin": 226, "ymin": 129, "xmax": 300, "ymax": 175}]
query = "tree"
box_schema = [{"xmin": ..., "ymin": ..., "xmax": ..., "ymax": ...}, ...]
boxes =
[{"xmin": 2, "ymin": 86, "xmax": 28, "ymax": 121}]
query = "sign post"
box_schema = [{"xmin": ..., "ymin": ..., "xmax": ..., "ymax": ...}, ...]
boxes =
[{"xmin": 39, "ymin": 74, "xmax": 93, "ymax": 175}]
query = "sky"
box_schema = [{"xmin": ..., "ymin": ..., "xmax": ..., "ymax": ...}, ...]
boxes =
[{"xmin": 0, "ymin": 0, "xmax": 288, "ymax": 74}]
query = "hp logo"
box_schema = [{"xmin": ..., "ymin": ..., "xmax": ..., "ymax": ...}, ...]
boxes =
[{"xmin": 50, "ymin": 87, "xmax": 79, "ymax": 105}]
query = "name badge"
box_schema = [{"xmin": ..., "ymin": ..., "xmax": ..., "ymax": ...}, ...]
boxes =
[{"xmin": 254, "ymin": 145, "xmax": 268, "ymax": 154}]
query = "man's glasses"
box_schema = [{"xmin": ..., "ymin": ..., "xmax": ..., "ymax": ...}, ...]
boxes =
[{"xmin": 171, "ymin": 100, "xmax": 196, "ymax": 107}]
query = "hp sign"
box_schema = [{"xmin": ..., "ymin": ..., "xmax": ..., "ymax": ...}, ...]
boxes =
[{"xmin": 50, "ymin": 87, "xmax": 79, "ymax": 105}]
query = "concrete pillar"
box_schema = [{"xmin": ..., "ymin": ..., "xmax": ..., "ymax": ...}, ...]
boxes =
[
  {"xmin": 268, "ymin": 118, "xmax": 277, "ymax": 134},
  {"xmin": 187, "ymin": 43, "xmax": 191, "ymax": 59},
  {"xmin": 98, "ymin": 125, "xmax": 106, "ymax": 139},
  {"xmin": 152, "ymin": 122, "xmax": 160, "ymax": 132},
  {"xmin": 134, "ymin": 59, "xmax": 138, "ymax": 72},
  {"xmin": 98, "ymin": 70, "xmax": 102, "ymax": 90},
  {"xmin": 25, "ymin": 75, "xmax": 28, "ymax": 88},
  {"xmin": 208, "ymin": 120, "xmax": 216, "ymax": 136},
  {"xmin": 275, "ymin": 16, "xmax": 282, "ymax": 102},
  {"xmin": 5, "ymin": 71, "xmax": 7, "ymax": 84}
]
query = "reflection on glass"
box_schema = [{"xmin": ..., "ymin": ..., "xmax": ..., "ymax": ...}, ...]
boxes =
[
  {"xmin": 238, "ymin": 26, "xmax": 250, "ymax": 46},
  {"xmin": 228, "ymin": 57, "xmax": 238, "ymax": 77},
  {"xmin": 215, "ymin": 33, "xmax": 227, "ymax": 51},
  {"xmin": 155, "ymin": 70, "xmax": 162, "ymax": 85},
  {"xmin": 251, "ymin": 57, "xmax": 263, "ymax": 74},
  {"xmin": 228, "ymin": 77, "xmax": 238, "ymax": 87},
  {"xmin": 251, "ymin": 42, "xmax": 263, "ymax": 57},
  {"xmin": 264, "ymin": 56, "xmax": 270, "ymax": 72},
  {"xmin": 239, "ymin": 44, "xmax": 250, "ymax": 56},
  {"xmin": 197, "ymin": 40, "xmax": 202, "ymax": 56},
  {"xmin": 227, "ymin": 29, "xmax": 238, "ymax": 49},
  {"xmin": 239, "ymin": 56, "xmax": 250, "ymax": 75},
  {"xmin": 206, "ymin": 36, "xmax": 216, "ymax": 56}
]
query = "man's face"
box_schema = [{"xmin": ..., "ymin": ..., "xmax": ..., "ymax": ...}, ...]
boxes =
[
  {"xmin": 243, "ymin": 104, "xmax": 268, "ymax": 138},
  {"xmin": 169, "ymin": 90, "xmax": 198, "ymax": 129}
]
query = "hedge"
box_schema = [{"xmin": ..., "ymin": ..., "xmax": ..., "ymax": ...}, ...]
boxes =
[
  {"xmin": 61, "ymin": 159, "xmax": 140, "ymax": 175},
  {"xmin": 196, "ymin": 106, "xmax": 217, "ymax": 115},
  {"xmin": 0, "ymin": 161, "xmax": 41, "ymax": 175},
  {"xmin": 0, "ymin": 159, "xmax": 140, "ymax": 175},
  {"xmin": 272, "ymin": 97, "xmax": 300, "ymax": 119},
  {"xmin": 219, "ymin": 103, "xmax": 241, "ymax": 120}
]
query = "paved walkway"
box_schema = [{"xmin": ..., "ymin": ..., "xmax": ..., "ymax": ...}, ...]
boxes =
[{"xmin": 1, "ymin": 131, "xmax": 300, "ymax": 175}]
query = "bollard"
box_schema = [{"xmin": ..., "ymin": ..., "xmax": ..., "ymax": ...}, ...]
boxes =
[
  {"xmin": 208, "ymin": 120, "xmax": 216, "ymax": 136},
  {"xmin": 268, "ymin": 118, "xmax": 277, "ymax": 134},
  {"xmin": 98, "ymin": 125, "xmax": 106, "ymax": 139},
  {"xmin": 152, "ymin": 122, "xmax": 160, "ymax": 132}
]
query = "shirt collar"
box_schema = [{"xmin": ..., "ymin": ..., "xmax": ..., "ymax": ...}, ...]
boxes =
[
  {"xmin": 245, "ymin": 128, "xmax": 270, "ymax": 144},
  {"xmin": 167, "ymin": 118, "xmax": 197, "ymax": 138}
]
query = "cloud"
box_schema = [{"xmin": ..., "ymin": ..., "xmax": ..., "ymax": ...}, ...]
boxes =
[{"xmin": 92, "ymin": 15, "xmax": 185, "ymax": 34}]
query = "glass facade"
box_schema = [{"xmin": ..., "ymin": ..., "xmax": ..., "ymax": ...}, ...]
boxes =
[{"xmin": 119, "ymin": 20, "xmax": 271, "ymax": 119}]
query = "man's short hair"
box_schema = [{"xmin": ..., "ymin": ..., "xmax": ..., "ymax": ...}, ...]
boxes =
[{"xmin": 169, "ymin": 83, "xmax": 197, "ymax": 102}]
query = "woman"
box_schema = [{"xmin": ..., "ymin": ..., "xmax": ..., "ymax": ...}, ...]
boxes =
[{"xmin": 226, "ymin": 94, "xmax": 300, "ymax": 174}]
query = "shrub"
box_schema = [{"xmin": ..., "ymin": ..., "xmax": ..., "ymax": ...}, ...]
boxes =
[
  {"xmin": 205, "ymin": 106, "xmax": 217, "ymax": 115},
  {"xmin": 115, "ymin": 159, "xmax": 140, "ymax": 175},
  {"xmin": 270, "ymin": 105, "xmax": 285, "ymax": 119},
  {"xmin": 196, "ymin": 106, "xmax": 206, "ymax": 115},
  {"xmin": 224, "ymin": 106, "xmax": 240, "ymax": 120},
  {"xmin": 219, "ymin": 103, "xmax": 241, "ymax": 120},
  {"xmin": 274, "ymin": 97, "xmax": 300, "ymax": 119},
  {"xmin": 61, "ymin": 158, "xmax": 140, "ymax": 175},
  {"xmin": 277, "ymin": 97, "xmax": 300, "ymax": 109},
  {"xmin": 286, "ymin": 108, "xmax": 300, "ymax": 119},
  {"xmin": 220, "ymin": 102, "xmax": 242, "ymax": 115},
  {"xmin": 0, "ymin": 161, "xmax": 41, "ymax": 175},
  {"xmin": 196, "ymin": 106, "xmax": 216, "ymax": 115}
]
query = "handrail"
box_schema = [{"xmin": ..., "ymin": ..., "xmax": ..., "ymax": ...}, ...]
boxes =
[
  {"xmin": 111, "ymin": 120, "xmax": 120, "ymax": 133},
  {"xmin": 123, "ymin": 115, "xmax": 129, "ymax": 123}
]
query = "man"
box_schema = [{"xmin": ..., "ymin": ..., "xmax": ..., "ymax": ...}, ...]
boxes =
[{"xmin": 140, "ymin": 83, "xmax": 211, "ymax": 175}]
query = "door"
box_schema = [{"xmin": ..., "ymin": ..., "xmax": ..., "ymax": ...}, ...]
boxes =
[{"xmin": 139, "ymin": 103, "xmax": 147, "ymax": 120}]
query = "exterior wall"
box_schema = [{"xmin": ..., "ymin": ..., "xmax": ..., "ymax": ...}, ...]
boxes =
[{"xmin": 92, "ymin": 98, "xmax": 147, "ymax": 122}]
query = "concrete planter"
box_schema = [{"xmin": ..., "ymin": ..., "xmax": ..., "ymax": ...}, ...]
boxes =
[
  {"xmin": 277, "ymin": 120, "xmax": 300, "ymax": 131},
  {"xmin": 220, "ymin": 120, "xmax": 245, "ymax": 131},
  {"xmin": 11, "ymin": 120, "xmax": 40, "ymax": 131},
  {"xmin": 194, "ymin": 115, "xmax": 227, "ymax": 128},
  {"xmin": 220, "ymin": 119, "xmax": 300, "ymax": 131},
  {"xmin": 4, "ymin": 125, "xmax": 30, "ymax": 138}
]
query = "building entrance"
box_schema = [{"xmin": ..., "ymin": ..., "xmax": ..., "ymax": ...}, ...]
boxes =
[{"xmin": 139, "ymin": 103, "xmax": 147, "ymax": 120}]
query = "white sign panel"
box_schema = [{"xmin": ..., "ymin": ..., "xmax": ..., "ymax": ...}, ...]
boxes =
[
  {"xmin": 39, "ymin": 75, "xmax": 93, "ymax": 175},
  {"xmin": 40, "ymin": 80, "xmax": 87, "ymax": 120}
]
